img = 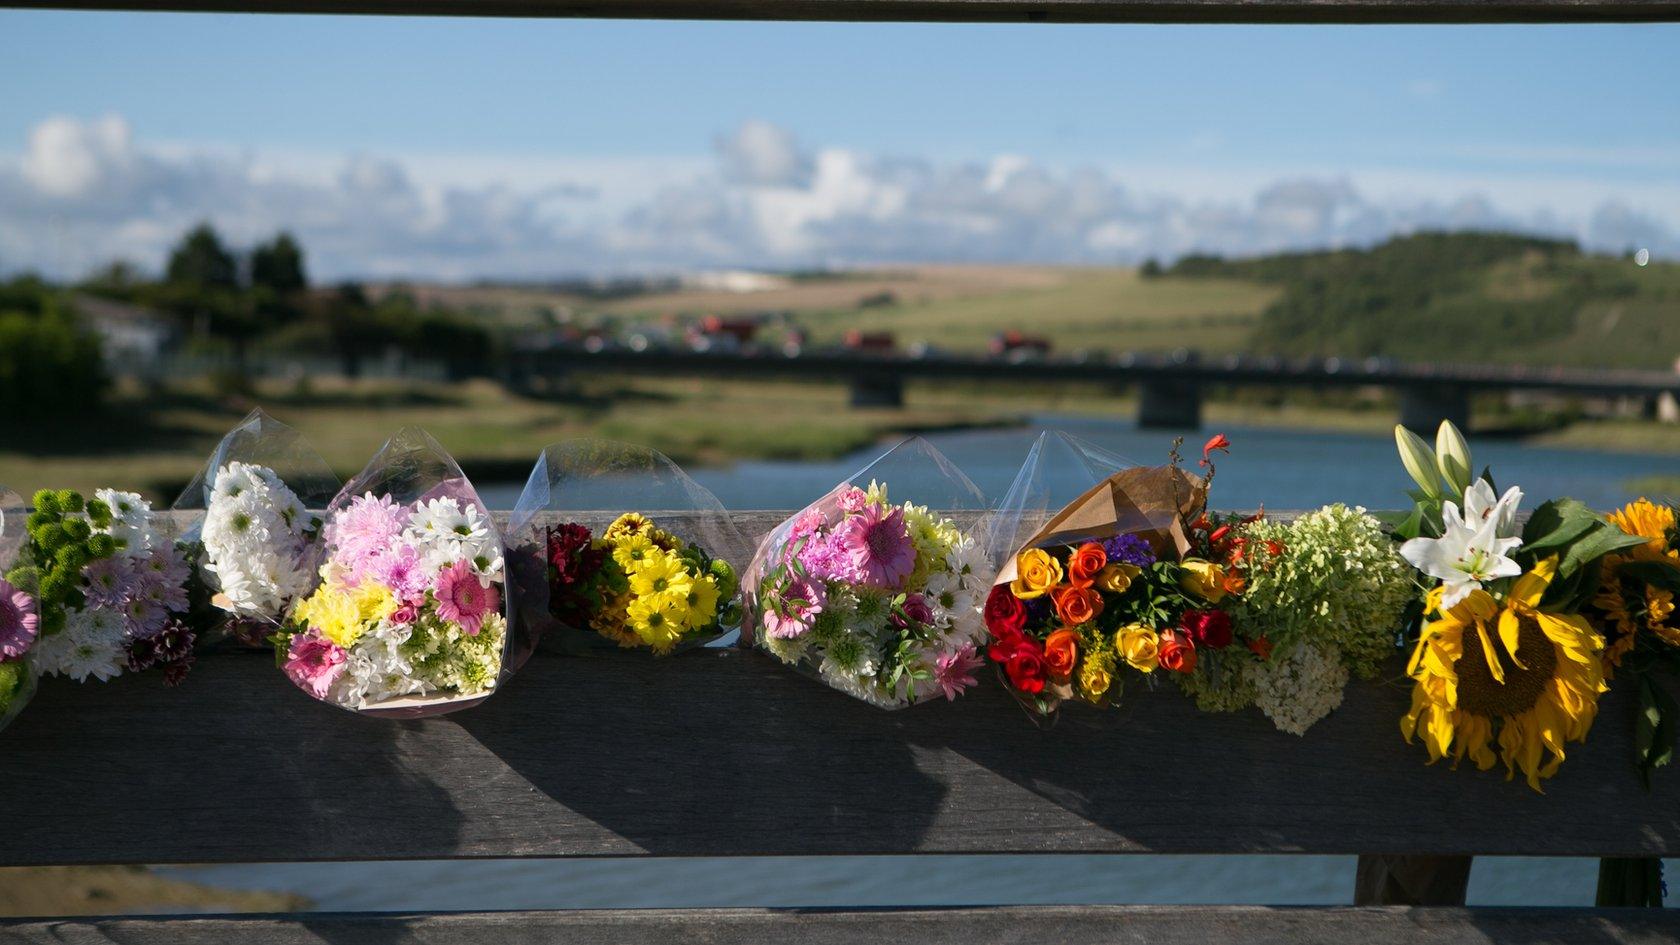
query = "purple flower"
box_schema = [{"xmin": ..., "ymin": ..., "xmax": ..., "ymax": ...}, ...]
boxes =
[
  {"xmin": 902, "ymin": 592, "xmax": 934, "ymax": 625},
  {"xmin": 81, "ymin": 556, "xmax": 138, "ymax": 608},
  {"xmin": 127, "ymin": 618, "xmax": 196, "ymax": 686},
  {"xmin": 285, "ymin": 630, "xmax": 347, "ymax": 699},
  {"xmin": 933, "ymin": 643, "xmax": 983, "ymax": 701},
  {"xmin": 1103, "ymin": 533, "xmax": 1156, "ymax": 568},
  {"xmin": 833, "ymin": 502, "xmax": 916, "ymax": 589},
  {"xmin": 371, "ymin": 542, "xmax": 430, "ymax": 603},
  {"xmin": 122, "ymin": 596, "xmax": 169, "ymax": 638},
  {"xmin": 795, "ymin": 533, "xmax": 862, "ymax": 584},
  {"xmin": 327, "ymin": 493, "xmax": 409, "ymax": 579},
  {"xmin": 0, "ymin": 579, "xmax": 39, "ymax": 660}
]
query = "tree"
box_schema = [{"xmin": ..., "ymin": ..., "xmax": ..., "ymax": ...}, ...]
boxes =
[
  {"xmin": 250, "ymin": 232, "xmax": 307, "ymax": 295},
  {"xmin": 166, "ymin": 223, "xmax": 239, "ymax": 290}
]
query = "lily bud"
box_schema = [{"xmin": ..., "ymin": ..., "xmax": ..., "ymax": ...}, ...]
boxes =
[
  {"xmin": 1434, "ymin": 420, "xmax": 1473, "ymax": 499},
  {"xmin": 1394, "ymin": 425, "xmax": 1442, "ymax": 499}
]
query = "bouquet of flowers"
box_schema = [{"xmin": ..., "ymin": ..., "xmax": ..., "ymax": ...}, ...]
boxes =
[
  {"xmin": 0, "ymin": 489, "xmax": 40, "ymax": 732},
  {"xmin": 174, "ymin": 410, "xmax": 339, "ymax": 645},
  {"xmin": 509, "ymin": 440, "xmax": 742, "ymax": 656},
  {"xmin": 271, "ymin": 428, "xmax": 521, "ymax": 716},
  {"xmin": 742, "ymin": 437, "xmax": 990, "ymax": 709},
  {"xmin": 985, "ymin": 432, "xmax": 1412, "ymax": 734},
  {"xmin": 1589, "ymin": 497, "xmax": 1680, "ymax": 786},
  {"xmin": 1392, "ymin": 420, "xmax": 1640, "ymax": 790},
  {"xmin": 6, "ymin": 486, "xmax": 195, "ymax": 687}
]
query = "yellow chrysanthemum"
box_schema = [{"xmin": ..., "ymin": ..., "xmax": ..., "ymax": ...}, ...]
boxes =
[
  {"xmin": 295, "ymin": 586, "xmax": 367, "ymax": 648},
  {"xmin": 590, "ymin": 589, "xmax": 640, "ymax": 648},
  {"xmin": 351, "ymin": 582, "xmax": 398, "ymax": 625},
  {"xmin": 627, "ymin": 594, "xmax": 686, "ymax": 654},
  {"xmin": 605, "ymin": 512, "xmax": 652, "ymax": 540},
  {"xmin": 676, "ymin": 574, "xmax": 720, "ymax": 628},
  {"xmin": 628, "ymin": 548, "xmax": 694, "ymax": 599},
  {"xmin": 1401, "ymin": 557, "xmax": 1606, "ymax": 792},
  {"xmin": 611, "ymin": 533, "xmax": 656, "ymax": 572}
]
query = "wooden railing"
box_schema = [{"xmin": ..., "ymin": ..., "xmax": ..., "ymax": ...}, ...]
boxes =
[{"xmin": 1, "ymin": 510, "xmax": 1678, "ymax": 941}]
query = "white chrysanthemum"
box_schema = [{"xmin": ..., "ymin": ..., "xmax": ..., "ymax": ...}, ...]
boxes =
[
  {"xmin": 406, "ymin": 497, "xmax": 499, "ymax": 576},
  {"xmin": 761, "ymin": 629, "xmax": 810, "ymax": 665},
  {"xmin": 1248, "ymin": 642, "xmax": 1349, "ymax": 736},
  {"xmin": 94, "ymin": 488, "xmax": 158, "ymax": 558},
  {"xmin": 818, "ymin": 659, "xmax": 905, "ymax": 709},
  {"xmin": 35, "ymin": 607, "xmax": 128, "ymax": 681},
  {"xmin": 332, "ymin": 622, "xmax": 422, "ymax": 709},
  {"xmin": 202, "ymin": 463, "xmax": 318, "ymax": 619}
]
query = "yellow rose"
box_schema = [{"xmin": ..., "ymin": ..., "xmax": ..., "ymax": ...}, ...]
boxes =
[
  {"xmin": 1179, "ymin": 559, "xmax": 1227, "ymax": 603},
  {"xmin": 1096, "ymin": 562, "xmax": 1141, "ymax": 594},
  {"xmin": 1010, "ymin": 547, "xmax": 1064, "ymax": 600},
  {"xmin": 1115, "ymin": 624, "xmax": 1160, "ymax": 673}
]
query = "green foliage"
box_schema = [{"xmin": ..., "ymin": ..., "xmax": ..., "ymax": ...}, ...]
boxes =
[
  {"xmin": 9, "ymin": 488, "xmax": 113, "ymax": 637},
  {"xmin": 166, "ymin": 222, "xmax": 239, "ymax": 290},
  {"xmin": 0, "ymin": 286, "xmax": 109, "ymax": 420},
  {"xmin": 0, "ymin": 660, "xmax": 23, "ymax": 716},
  {"xmin": 1518, "ymin": 498, "xmax": 1645, "ymax": 612},
  {"xmin": 250, "ymin": 232, "xmax": 308, "ymax": 295}
]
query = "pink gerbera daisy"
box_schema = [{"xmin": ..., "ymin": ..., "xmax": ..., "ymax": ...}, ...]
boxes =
[
  {"xmin": 434, "ymin": 560, "xmax": 499, "ymax": 635},
  {"xmin": 834, "ymin": 502, "xmax": 916, "ymax": 589},
  {"xmin": 933, "ymin": 643, "xmax": 984, "ymax": 701},
  {"xmin": 0, "ymin": 579, "xmax": 39, "ymax": 661},
  {"xmin": 284, "ymin": 630, "xmax": 347, "ymax": 700}
]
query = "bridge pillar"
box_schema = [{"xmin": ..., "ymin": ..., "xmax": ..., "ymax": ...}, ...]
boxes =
[
  {"xmin": 1399, "ymin": 386, "xmax": 1470, "ymax": 433},
  {"xmin": 1136, "ymin": 378, "xmax": 1202, "ymax": 429},
  {"xmin": 850, "ymin": 375, "xmax": 904, "ymax": 408}
]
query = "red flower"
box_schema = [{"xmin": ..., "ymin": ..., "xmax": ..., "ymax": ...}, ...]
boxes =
[
  {"xmin": 1180, "ymin": 608, "xmax": 1233, "ymax": 650},
  {"xmin": 1248, "ymin": 636, "xmax": 1274, "ymax": 661},
  {"xmin": 1200, "ymin": 433, "xmax": 1231, "ymax": 467},
  {"xmin": 984, "ymin": 584, "xmax": 1028, "ymax": 638},
  {"xmin": 1158, "ymin": 630, "xmax": 1198, "ymax": 674},
  {"xmin": 1003, "ymin": 638, "xmax": 1049, "ymax": 694}
]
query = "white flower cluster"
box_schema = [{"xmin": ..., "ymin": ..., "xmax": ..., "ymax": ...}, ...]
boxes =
[
  {"xmin": 407, "ymin": 496, "xmax": 503, "ymax": 584},
  {"xmin": 1248, "ymin": 642, "xmax": 1349, "ymax": 736},
  {"xmin": 202, "ymin": 463, "xmax": 318, "ymax": 619},
  {"xmin": 96, "ymin": 488, "xmax": 162, "ymax": 557}
]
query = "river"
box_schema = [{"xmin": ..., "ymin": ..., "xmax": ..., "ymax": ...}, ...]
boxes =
[{"xmin": 167, "ymin": 418, "xmax": 1677, "ymax": 909}]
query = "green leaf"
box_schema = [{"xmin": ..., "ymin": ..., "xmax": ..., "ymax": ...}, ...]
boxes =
[
  {"xmin": 1619, "ymin": 560, "xmax": 1680, "ymax": 595},
  {"xmin": 1559, "ymin": 525, "xmax": 1648, "ymax": 579},
  {"xmin": 1521, "ymin": 498, "xmax": 1600, "ymax": 555},
  {"xmin": 1636, "ymin": 675, "xmax": 1678, "ymax": 791}
]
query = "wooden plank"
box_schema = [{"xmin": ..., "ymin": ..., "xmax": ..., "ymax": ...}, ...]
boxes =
[
  {"xmin": 3, "ymin": 643, "xmax": 1678, "ymax": 865},
  {"xmin": 6, "ymin": 906, "xmax": 1680, "ymax": 944},
  {"xmin": 1, "ymin": 0, "xmax": 1676, "ymax": 22}
]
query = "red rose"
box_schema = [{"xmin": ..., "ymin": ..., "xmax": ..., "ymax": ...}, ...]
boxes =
[
  {"xmin": 1004, "ymin": 639, "xmax": 1048, "ymax": 694},
  {"xmin": 987, "ymin": 627, "xmax": 1024, "ymax": 664},
  {"xmin": 984, "ymin": 584, "xmax": 1028, "ymax": 637},
  {"xmin": 1181, "ymin": 608, "xmax": 1233, "ymax": 650},
  {"xmin": 1158, "ymin": 629, "xmax": 1198, "ymax": 674}
]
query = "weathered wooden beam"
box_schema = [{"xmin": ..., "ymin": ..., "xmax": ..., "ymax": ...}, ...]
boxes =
[
  {"xmin": 0, "ymin": 0, "xmax": 1675, "ymax": 22},
  {"xmin": 3, "ymin": 643, "xmax": 1677, "ymax": 865},
  {"xmin": 7, "ymin": 905, "xmax": 1680, "ymax": 944}
]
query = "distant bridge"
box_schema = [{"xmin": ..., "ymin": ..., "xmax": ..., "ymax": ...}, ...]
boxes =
[{"xmin": 505, "ymin": 344, "xmax": 1680, "ymax": 431}]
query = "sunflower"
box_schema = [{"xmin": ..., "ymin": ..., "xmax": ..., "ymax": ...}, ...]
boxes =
[
  {"xmin": 1595, "ymin": 498, "xmax": 1680, "ymax": 668},
  {"xmin": 1401, "ymin": 556, "xmax": 1606, "ymax": 791}
]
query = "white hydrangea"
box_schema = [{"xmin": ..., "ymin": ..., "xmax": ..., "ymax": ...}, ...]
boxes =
[
  {"xmin": 1247, "ymin": 642, "xmax": 1349, "ymax": 736},
  {"xmin": 94, "ymin": 488, "xmax": 159, "ymax": 558},
  {"xmin": 202, "ymin": 462, "xmax": 317, "ymax": 619}
]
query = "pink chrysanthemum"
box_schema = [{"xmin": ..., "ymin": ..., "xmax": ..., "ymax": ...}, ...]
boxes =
[
  {"xmin": 328, "ymin": 493, "xmax": 410, "ymax": 577},
  {"xmin": 434, "ymin": 560, "xmax": 499, "ymax": 635},
  {"xmin": 836, "ymin": 485, "xmax": 869, "ymax": 514},
  {"xmin": 371, "ymin": 542, "xmax": 430, "ymax": 603},
  {"xmin": 933, "ymin": 643, "xmax": 983, "ymax": 701},
  {"xmin": 834, "ymin": 502, "xmax": 915, "ymax": 589},
  {"xmin": 0, "ymin": 579, "xmax": 39, "ymax": 660},
  {"xmin": 284, "ymin": 630, "xmax": 347, "ymax": 699}
]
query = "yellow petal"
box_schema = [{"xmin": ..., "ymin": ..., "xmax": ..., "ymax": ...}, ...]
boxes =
[
  {"xmin": 1497, "ymin": 608, "xmax": 1529, "ymax": 671},
  {"xmin": 1511, "ymin": 556, "xmax": 1559, "ymax": 608},
  {"xmin": 1475, "ymin": 620, "xmax": 1506, "ymax": 684}
]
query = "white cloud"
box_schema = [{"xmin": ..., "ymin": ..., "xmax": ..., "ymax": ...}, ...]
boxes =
[{"xmin": 0, "ymin": 114, "xmax": 1675, "ymax": 281}]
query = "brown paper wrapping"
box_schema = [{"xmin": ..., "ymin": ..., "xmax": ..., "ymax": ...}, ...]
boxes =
[{"xmin": 993, "ymin": 463, "xmax": 1207, "ymax": 586}]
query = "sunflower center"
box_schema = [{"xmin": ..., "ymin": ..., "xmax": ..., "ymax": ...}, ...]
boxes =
[{"xmin": 1457, "ymin": 613, "xmax": 1557, "ymax": 718}]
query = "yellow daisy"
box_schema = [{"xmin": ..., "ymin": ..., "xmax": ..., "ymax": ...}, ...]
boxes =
[{"xmin": 1401, "ymin": 556, "xmax": 1606, "ymax": 792}]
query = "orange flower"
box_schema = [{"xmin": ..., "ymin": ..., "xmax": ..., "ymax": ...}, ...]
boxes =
[
  {"xmin": 1044, "ymin": 628, "xmax": 1080, "ymax": 680},
  {"xmin": 1221, "ymin": 570, "xmax": 1247, "ymax": 597},
  {"xmin": 1067, "ymin": 542, "xmax": 1108, "ymax": 588},
  {"xmin": 1053, "ymin": 585, "xmax": 1103, "ymax": 626}
]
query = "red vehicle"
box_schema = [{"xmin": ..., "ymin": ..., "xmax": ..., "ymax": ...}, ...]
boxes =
[
  {"xmin": 686, "ymin": 315, "xmax": 760, "ymax": 349},
  {"xmin": 843, "ymin": 330, "xmax": 896, "ymax": 353},
  {"xmin": 989, "ymin": 330, "xmax": 1052, "ymax": 357}
]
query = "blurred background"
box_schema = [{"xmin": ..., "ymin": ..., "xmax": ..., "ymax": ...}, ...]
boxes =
[{"xmin": 0, "ymin": 11, "xmax": 1676, "ymax": 915}]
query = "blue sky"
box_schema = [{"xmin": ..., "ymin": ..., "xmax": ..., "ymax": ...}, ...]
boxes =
[{"xmin": 0, "ymin": 13, "xmax": 1676, "ymax": 278}]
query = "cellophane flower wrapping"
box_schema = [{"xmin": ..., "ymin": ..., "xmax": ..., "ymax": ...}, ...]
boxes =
[
  {"xmin": 507, "ymin": 439, "xmax": 745, "ymax": 657},
  {"xmin": 980, "ymin": 431, "xmax": 1214, "ymax": 719},
  {"xmin": 740, "ymin": 436, "xmax": 991, "ymax": 709},
  {"xmin": 172, "ymin": 409, "xmax": 341, "ymax": 647},
  {"xmin": 271, "ymin": 427, "xmax": 525, "ymax": 717},
  {"xmin": 0, "ymin": 487, "xmax": 39, "ymax": 733},
  {"xmin": 6, "ymin": 485, "xmax": 197, "ymax": 689}
]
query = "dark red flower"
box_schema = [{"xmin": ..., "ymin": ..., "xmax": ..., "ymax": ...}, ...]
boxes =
[
  {"xmin": 983, "ymin": 584, "xmax": 1028, "ymax": 638},
  {"xmin": 127, "ymin": 619, "xmax": 196, "ymax": 686},
  {"xmin": 1003, "ymin": 639, "xmax": 1048, "ymax": 694},
  {"xmin": 1180, "ymin": 608, "xmax": 1233, "ymax": 650}
]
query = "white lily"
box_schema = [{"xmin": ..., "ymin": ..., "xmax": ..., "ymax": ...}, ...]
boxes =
[{"xmin": 1400, "ymin": 485, "xmax": 1525, "ymax": 609}]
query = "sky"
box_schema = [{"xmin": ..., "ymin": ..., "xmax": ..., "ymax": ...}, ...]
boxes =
[{"xmin": 0, "ymin": 13, "xmax": 1677, "ymax": 280}]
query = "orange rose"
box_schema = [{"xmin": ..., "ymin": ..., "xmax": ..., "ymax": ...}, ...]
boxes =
[
  {"xmin": 1067, "ymin": 542, "xmax": 1108, "ymax": 588},
  {"xmin": 1157, "ymin": 629, "xmax": 1198, "ymax": 674},
  {"xmin": 1044, "ymin": 628, "xmax": 1080, "ymax": 680},
  {"xmin": 1053, "ymin": 585, "xmax": 1103, "ymax": 626}
]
